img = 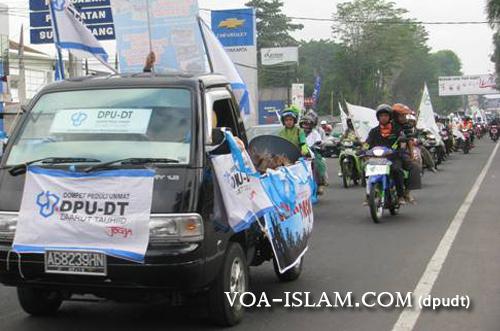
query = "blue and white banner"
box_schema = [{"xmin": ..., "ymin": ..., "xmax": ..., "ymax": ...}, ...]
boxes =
[
  {"xmin": 211, "ymin": 132, "xmax": 274, "ymax": 233},
  {"xmin": 312, "ymin": 75, "xmax": 322, "ymax": 109},
  {"xmin": 49, "ymin": 0, "xmax": 112, "ymax": 69},
  {"xmin": 209, "ymin": 8, "xmax": 258, "ymax": 126},
  {"xmin": 261, "ymin": 160, "xmax": 315, "ymax": 273},
  {"xmin": 111, "ymin": 0, "xmax": 206, "ymax": 74},
  {"xmin": 13, "ymin": 167, "xmax": 155, "ymax": 263}
]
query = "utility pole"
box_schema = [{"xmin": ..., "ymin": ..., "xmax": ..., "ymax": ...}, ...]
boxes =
[{"xmin": 17, "ymin": 25, "xmax": 26, "ymax": 105}]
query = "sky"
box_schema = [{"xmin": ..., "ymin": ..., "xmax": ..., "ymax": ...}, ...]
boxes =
[{"xmin": 1, "ymin": 0, "xmax": 495, "ymax": 75}]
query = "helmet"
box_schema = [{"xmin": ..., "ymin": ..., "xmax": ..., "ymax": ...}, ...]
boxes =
[
  {"xmin": 376, "ymin": 104, "xmax": 392, "ymax": 119},
  {"xmin": 281, "ymin": 105, "xmax": 300, "ymax": 124},
  {"xmin": 299, "ymin": 114, "xmax": 316, "ymax": 127},
  {"xmin": 320, "ymin": 120, "xmax": 327, "ymax": 125},
  {"xmin": 304, "ymin": 109, "xmax": 319, "ymax": 126},
  {"xmin": 392, "ymin": 103, "xmax": 412, "ymax": 115}
]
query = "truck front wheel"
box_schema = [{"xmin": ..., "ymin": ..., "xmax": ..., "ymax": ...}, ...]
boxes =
[{"xmin": 209, "ymin": 242, "xmax": 249, "ymax": 326}]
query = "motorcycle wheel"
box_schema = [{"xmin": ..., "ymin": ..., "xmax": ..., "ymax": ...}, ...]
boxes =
[
  {"xmin": 369, "ymin": 184, "xmax": 384, "ymax": 223},
  {"xmin": 341, "ymin": 159, "xmax": 352, "ymax": 189},
  {"xmin": 463, "ymin": 142, "xmax": 470, "ymax": 154}
]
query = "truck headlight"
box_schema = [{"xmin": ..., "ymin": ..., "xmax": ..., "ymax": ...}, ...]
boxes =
[
  {"xmin": 149, "ymin": 214, "xmax": 203, "ymax": 243},
  {"xmin": 0, "ymin": 212, "xmax": 18, "ymax": 242}
]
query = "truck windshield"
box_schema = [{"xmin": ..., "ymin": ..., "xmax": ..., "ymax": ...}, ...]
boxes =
[{"xmin": 6, "ymin": 88, "xmax": 193, "ymax": 166}]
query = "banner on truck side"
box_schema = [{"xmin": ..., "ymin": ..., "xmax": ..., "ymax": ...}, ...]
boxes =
[
  {"xmin": 13, "ymin": 167, "xmax": 155, "ymax": 263},
  {"xmin": 261, "ymin": 160, "xmax": 315, "ymax": 273}
]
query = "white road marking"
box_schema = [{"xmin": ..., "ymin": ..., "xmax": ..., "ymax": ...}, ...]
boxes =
[{"xmin": 392, "ymin": 143, "xmax": 500, "ymax": 331}]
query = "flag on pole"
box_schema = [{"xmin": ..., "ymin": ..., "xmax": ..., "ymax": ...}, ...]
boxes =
[
  {"xmin": 417, "ymin": 83, "xmax": 442, "ymax": 144},
  {"xmin": 200, "ymin": 19, "xmax": 253, "ymax": 117},
  {"xmin": 339, "ymin": 102, "xmax": 349, "ymax": 133},
  {"xmin": 346, "ymin": 102, "xmax": 378, "ymax": 142},
  {"xmin": 49, "ymin": 0, "xmax": 114, "ymax": 72}
]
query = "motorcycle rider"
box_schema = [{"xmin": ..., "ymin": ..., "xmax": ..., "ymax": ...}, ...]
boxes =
[
  {"xmin": 366, "ymin": 104, "xmax": 407, "ymax": 205},
  {"xmin": 391, "ymin": 104, "xmax": 422, "ymax": 203},
  {"xmin": 300, "ymin": 114, "xmax": 328, "ymax": 194},
  {"xmin": 278, "ymin": 106, "xmax": 310, "ymax": 157}
]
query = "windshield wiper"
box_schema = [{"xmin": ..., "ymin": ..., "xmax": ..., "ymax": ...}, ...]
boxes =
[
  {"xmin": 3, "ymin": 157, "xmax": 101, "ymax": 177},
  {"xmin": 84, "ymin": 158, "xmax": 180, "ymax": 173}
]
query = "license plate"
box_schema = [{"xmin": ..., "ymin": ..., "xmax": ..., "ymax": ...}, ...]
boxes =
[
  {"xmin": 45, "ymin": 250, "xmax": 107, "ymax": 276},
  {"xmin": 365, "ymin": 164, "xmax": 390, "ymax": 176}
]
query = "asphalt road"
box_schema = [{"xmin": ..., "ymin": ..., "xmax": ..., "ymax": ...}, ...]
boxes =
[{"xmin": 1, "ymin": 139, "xmax": 499, "ymax": 331}]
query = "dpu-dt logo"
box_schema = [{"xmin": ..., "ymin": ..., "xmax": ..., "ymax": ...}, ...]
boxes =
[
  {"xmin": 71, "ymin": 112, "xmax": 88, "ymax": 127},
  {"xmin": 36, "ymin": 191, "xmax": 60, "ymax": 218}
]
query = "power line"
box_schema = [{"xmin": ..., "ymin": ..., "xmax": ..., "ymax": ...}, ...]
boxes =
[{"xmin": 199, "ymin": 8, "xmax": 495, "ymax": 26}]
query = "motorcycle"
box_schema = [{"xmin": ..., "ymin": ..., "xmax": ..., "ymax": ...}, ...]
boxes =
[
  {"xmin": 338, "ymin": 140, "xmax": 364, "ymax": 188},
  {"xmin": 440, "ymin": 128, "xmax": 453, "ymax": 156},
  {"xmin": 320, "ymin": 135, "xmax": 341, "ymax": 158},
  {"xmin": 461, "ymin": 129, "xmax": 472, "ymax": 154},
  {"xmin": 364, "ymin": 147, "xmax": 401, "ymax": 223},
  {"xmin": 422, "ymin": 134, "xmax": 442, "ymax": 167},
  {"xmin": 475, "ymin": 124, "xmax": 483, "ymax": 140},
  {"xmin": 490, "ymin": 125, "xmax": 499, "ymax": 142}
]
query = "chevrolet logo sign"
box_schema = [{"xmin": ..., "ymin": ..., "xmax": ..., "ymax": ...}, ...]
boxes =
[{"xmin": 219, "ymin": 18, "xmax": 245, "ymax": 29}]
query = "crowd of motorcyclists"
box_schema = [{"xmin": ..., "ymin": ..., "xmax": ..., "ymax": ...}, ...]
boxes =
[{"xmin": 276, "ymin": 102, "xmax": 500, "ymax": 215}]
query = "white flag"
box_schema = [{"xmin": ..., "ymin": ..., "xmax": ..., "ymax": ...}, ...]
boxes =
[
  {"xmin": 200, "ymin": 19, "xmax": 254, "ymax": 118},
  {"xmin": 49, "ymin": 0, "xmax": 112, "ymax": 70},
  {"xmin": 339, "ymin": 103, "xmax": 349, "ymax": 133},
  {"xmin": 417, "ymin": 84, "xmax": 442, "ymax": 143},
  {"xmin": 346, "ymin": 102, "xmax": 379, "ymax": 142}
]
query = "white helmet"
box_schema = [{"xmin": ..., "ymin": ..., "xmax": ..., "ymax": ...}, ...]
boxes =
[{"xmin": 320, "ymin": 120, "xmax": 327, "ymax": 125}]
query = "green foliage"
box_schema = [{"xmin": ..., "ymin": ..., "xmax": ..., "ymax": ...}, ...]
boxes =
[{"xmin": 248, "ymin": 0, "xmax": 464, "ymax": 115}]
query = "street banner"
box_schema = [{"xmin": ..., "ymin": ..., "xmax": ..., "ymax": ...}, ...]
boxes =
[
  {"xmin": 417, "ymin": 84, "xmax": 442, "ymax": 144},
  {"xmin": 211, "ymin": 8, "xmax": 258, "ymax": 126},
  {"xmin": 346, "ymin": 102, "xmax": 378, "ymax": 142},
  {"xmin": 211, "ymin": 132, "xmax": 274, "ymax": 233},
  {"xmin": 261, "ymin": 47, "xmax": 299, "ymax": 66},
  {"xmin": 13, "ymin": 167, "xmax": 155, "ymax": 263},
  {"xmin": 439, "ymin": 74, "xmax": 499, "ymax": 96},
  {"xmin": 261, "ymin": 160, "xmax": 315, "ymax": 273},
  {"xmin": 111, "ymin": 0, "xmax": 206, "ymax": 74},
  {"xmin": 291, "ymin": 83, "xmax": 305, "ymax": 111}
]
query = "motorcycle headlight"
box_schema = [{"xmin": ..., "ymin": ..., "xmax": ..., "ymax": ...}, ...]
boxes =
[
  {"xmin": 149, "ymin": 214, "xmax": 204, "ymax": 244},
  {"xmin": 0, "ymin": 212, "xmax": 18, "ymax": 243}
]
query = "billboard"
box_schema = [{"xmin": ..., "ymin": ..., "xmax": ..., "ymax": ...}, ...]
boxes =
[
  {"xmin": 439, "ymin": 74, "xmax": 498, "ymax": 96},
  {"xmin": 261, "ymin": 47, "xmax": 299, "ymax": 66},
  {"xmin": 29, "ymin": 0, "xmax": 115, "ymax": 44},
  {"xmin": 291, "ymin": 83, "xmax": 304, "ymax": 110},
  {"xmin": 212, "ymin": 8, "xmax": 258, "ymax": 126},
  {"xmin": 259, "ymin": 100, "xmax": 284, "ymax": 124}
]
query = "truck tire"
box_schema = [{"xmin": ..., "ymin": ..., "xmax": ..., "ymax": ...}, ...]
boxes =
[
  {"xmin": 17, "ymin": 287, "xmax": 63, "ymax": 316},
  {"xmin": 209, "ymin": 242, "xmax": 248, "ymax": 327}
]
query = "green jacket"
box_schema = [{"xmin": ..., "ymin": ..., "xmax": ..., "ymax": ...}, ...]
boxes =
[{"xmin": 279, "ymin": 127, "xmax": 309, "ymax": 155}]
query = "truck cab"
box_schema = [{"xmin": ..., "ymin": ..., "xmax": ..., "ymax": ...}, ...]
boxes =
[{"xmin": 0, "ymin": 73, "xmax": 299, "ymax": 326}]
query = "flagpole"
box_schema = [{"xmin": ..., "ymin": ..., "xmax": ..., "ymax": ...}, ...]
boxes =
[
  {"xmin": 198, "ymin": 17, "xmax": 214, "ymax": 73},
  {"xmin": 48, "ymin": 1, "xmax": 65, "ymax": 80},
  {"xmin": 145, "ymin": 0, "xmax": 154, "ymax": 73}
]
